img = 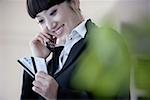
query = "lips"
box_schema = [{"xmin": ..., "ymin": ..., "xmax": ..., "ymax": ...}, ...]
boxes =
[{"xmin": 52, "ymin": 24, "xmax": 64, "ymax": 35}]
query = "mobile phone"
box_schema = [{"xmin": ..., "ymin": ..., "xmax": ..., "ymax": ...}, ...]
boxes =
[{"xmin": 46, "ymin": 35, "xmax": 57, "ymax": 52}]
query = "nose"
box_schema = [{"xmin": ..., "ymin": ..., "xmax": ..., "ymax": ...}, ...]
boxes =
[
  {"xmin": 46, "ymin": 20, "xmax": 57, "ymax": 31},
  {"xmin": 51, "ymin": 22, "xmax": 57, "ymax": 29}
]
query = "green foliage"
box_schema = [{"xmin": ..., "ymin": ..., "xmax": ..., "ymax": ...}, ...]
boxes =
[
  {"xmin": 135, "ymin": 58, "xmax": 150, "ymax": 95},
  {"xmin": 71, "ymin": 27, "xmax": 131, "ymax": 98},
  {"xmin": 120, "ymin": 19, "xmax": 150, "ymax": 97}
]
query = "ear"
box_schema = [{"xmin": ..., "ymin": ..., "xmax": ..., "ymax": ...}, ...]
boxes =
[{"xmin": 70, "ymin": 0, "xmax": 80, "ymax": 11}]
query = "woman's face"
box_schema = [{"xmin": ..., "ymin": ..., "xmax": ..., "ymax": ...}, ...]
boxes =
[{"xmin": 35, "ymin": 0, "xmax": 82, "ymax": 41}]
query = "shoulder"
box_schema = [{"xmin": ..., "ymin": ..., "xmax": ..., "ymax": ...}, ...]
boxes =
[{"xmin": 85, "ymin": 19, "xmax": 99, "ymax": 32}]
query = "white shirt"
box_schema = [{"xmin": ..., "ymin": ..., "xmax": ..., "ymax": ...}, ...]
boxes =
[{"xmin": 55, "ymin": 19, "xmax": 88, "ymax": 74}]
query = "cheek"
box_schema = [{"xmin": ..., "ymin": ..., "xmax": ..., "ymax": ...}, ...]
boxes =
[
  {"xmin": 58, "ymin": 15, "xmax": 69, "ymax": 32},
  {"xmin": 53, "ymin": 12, "xmax": 64, "ymax": 23},
  {"xmin": 38, "ymin": 24, "xmax": 44, "ymax": 32},
  {"xmin": 56, "ymin": 10, "xmax": 73, "ymax": 34},
  {"xmin": 39, "ymin": 25, "xmax": 44, "ymax": 31},
  {"xmin": 64, "ymin": 13, "xmax": 76, "ymax": 32},
  {"xmin": 64, "ymin": 19, "xmax": 73, "ymax": 34},
  {"xmin": 39, "ymin": 25, "xmax": 46, "ymax": 32}
]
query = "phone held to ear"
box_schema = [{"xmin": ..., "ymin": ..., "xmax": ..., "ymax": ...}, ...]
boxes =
[{"xmin": 46, "ymin": 35, "xmax": 57, "ymax": 52}]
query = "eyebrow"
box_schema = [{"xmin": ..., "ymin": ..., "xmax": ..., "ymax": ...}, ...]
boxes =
[
  {"xmin": 36, "ymin": 15, "xmax": 40, "ymax": 18},
  {"xmin": 36, "ymin": 10, "xmax": 46, "ymax": 18},
  {"xmin": 36, "ymin": 5, "xmax": 58, "ymax": 18},
  {"xmin": 47, "ymin": 5, "xmax": 58, "ymax": 12}
]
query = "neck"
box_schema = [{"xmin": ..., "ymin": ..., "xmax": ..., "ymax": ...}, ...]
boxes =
[{"xmin": 75, "ymin": 13, "xmax": 85, "ymax": 27}]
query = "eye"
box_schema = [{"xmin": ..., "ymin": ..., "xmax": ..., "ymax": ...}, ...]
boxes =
[
  {"xmin": 50, "ymin": 9, "xmax": 57, "ymax": 16},
  {"xmin": 38, "ymin": 19, "xmax": 44, "ymax": 24}
]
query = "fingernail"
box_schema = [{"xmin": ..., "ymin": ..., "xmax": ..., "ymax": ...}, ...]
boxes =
[{"xmin": 32, "ymin": 86, "xmax": 35, "ymax": 91}]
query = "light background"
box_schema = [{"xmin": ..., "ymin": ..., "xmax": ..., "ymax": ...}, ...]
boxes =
[{"xmin": 0, "ymin": 0, "xmax": 149, "ymax": 99}]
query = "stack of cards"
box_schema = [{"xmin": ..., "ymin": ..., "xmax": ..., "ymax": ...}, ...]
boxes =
[{"xmin": 18, "ymin": 57, "xmax": 48, "ymax": 78}]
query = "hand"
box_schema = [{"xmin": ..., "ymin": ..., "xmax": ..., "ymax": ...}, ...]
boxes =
[
  {"xmin": 32, "ymin": 71, "xmax": 58, "ymax": 100},
  {"xmin": 29, "ymin": 32, "xmax": 56, "ymax": 58}
]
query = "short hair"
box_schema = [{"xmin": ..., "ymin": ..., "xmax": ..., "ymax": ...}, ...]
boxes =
[{"xmin": 27, "ymin": 0, "xmax": 67, "ymax": 18}]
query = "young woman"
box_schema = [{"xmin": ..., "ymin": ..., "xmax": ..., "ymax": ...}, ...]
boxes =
[
  {"xmin": 21, "ymin": 0, "xmax": 130, "ymax": 100},
  {"xmin": 21, "ymin": 0, "xmax": 97, "ymax": 99}
]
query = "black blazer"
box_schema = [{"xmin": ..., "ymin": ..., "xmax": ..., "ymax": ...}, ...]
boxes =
[{"xmin": 21, "ymin": 20, "xmax": 97, "ymax": 100}]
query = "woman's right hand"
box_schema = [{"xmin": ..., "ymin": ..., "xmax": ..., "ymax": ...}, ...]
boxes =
[{"xmin": 29, "ymin": 32, "xmax": 56, "ymax": 59}]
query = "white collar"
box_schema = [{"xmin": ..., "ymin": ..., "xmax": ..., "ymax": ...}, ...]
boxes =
[{"xmin": 68, "ymin": 19, "xmax": 88, "ymax": 39}]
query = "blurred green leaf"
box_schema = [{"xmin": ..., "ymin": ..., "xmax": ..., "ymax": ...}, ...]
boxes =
[{"xmin": 71, "ymin": 27, "xmax": 131, "ymax": 98}]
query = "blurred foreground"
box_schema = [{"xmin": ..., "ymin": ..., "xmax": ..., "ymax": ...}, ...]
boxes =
[{"xmin": 71, "ymin": 0, "xmax": 150, "ymax": 99}]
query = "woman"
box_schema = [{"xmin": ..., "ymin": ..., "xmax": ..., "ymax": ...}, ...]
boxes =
[{"xmin": 21, "ymin": 0, "xmax": 97, "ymax": 99}]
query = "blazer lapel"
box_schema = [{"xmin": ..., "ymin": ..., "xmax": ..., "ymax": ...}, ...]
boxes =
[{"xmin": 63, "ymin": 38, "xmax": 86, "ymax": 70}]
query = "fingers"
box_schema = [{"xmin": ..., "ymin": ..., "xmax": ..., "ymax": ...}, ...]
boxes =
[
  {"xmin": 32, "ymin": 85, "xmax": 47, "ymax": 99},
  {"xmin": 39, "ymin": 32, "xmax": 51, "ymax": 43},
  {"xmin": 32, "ymin": 72, "xmax": 51, "ymax": 96},
  {"xmin": 35, "ymin": 71, "xmax": 50, "ymax": 80},
  {"xmin": 32, "ymin": 79, "xmax": 44, "ymax": 88},
  {"xmin": 41, "ymin": 32, "xmax": 51, "ymax": 40},
  {"xmin": 32, "ymin": 86, "xmax": 43, "ymax": 95},
  {"xmin": 30, "ymin": 34, "xmax": 44, "ymax": 45},
  {"xmin": 30, "ymin": 32, "xmax": 53, "ymax": 44},
  {"xmin": 39, "ymin": 32, "xmax": 57, "ymax": 47},
  {"xmin": 34, "ymin": 71, "xmax": 53, "ymax": 88},
  {"xmin": 32, "ymin": 71, "xmax": 58, "ymax": 99}
]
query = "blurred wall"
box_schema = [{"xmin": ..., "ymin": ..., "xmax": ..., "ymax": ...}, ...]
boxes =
[
  {"xmin": 0, "ymin": 0, "xmax": 34, "ymax": 100},
  {"xmin": 0, "ymin": 0, "xmax": 149, "ymax": 99}
]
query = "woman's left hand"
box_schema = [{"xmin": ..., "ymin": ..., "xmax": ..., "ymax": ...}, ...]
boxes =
[{"xmin": 32, "ymin": 71, "xmax": 58, "ymax": 100}]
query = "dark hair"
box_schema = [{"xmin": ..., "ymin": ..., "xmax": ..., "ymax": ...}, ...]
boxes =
[{"xmin": 27, "ymin": 0, "xmax": 68, "ymax": 18}]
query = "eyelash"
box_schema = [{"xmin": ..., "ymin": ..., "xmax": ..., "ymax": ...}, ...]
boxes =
[
  {"xmin": 50, "ymin": 9, "xmax": 57, "ymax": 16},
  {"xmin": 38, "ymin": 19, "xmax": 44, "ymax": 24}
]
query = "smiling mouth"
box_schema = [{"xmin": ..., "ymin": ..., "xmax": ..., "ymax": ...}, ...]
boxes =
[{"xmin": 52, "ymin": 24, "xmax": 64, "ymax": 35}]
